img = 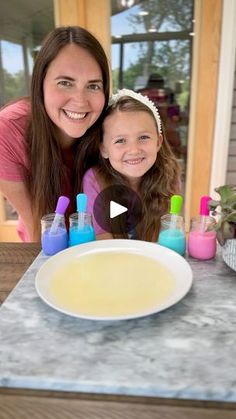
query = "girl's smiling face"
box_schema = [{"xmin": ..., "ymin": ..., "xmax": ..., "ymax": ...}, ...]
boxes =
[
  {"xmin": 43, "ymin": 43, "xmax": 105, "ymax": 148},
  {"xmin": 101, "ymin": 110, "xmax": 162, "ymax": 188}
]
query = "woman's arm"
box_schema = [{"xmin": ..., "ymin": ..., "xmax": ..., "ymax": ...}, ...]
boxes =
[{"xmin": 0, "ymin": 179, "xmax": 38, "ymax": 242}]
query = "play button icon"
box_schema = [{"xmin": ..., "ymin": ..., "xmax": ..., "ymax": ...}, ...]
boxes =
[
  {"xmin": 93, "ymin": 185, "xmax": 142, "ymax": 236},
  {"xmin": 110, "ymin": 201, "xmax": 128, "ymax": 219}
]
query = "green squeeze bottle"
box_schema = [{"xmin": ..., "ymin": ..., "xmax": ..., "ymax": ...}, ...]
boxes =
[{"xmin": 158, "ymin": 195, "xmax": 186, "ymax": 256}]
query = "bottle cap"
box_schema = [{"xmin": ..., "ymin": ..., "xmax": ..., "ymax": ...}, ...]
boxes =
[
  {"xmin": 76, "ymin": 193, "xmax": 88, "ymax": 213},
  {"xmin": 170, "ymin": 195, "xmax": 183, "ymax": 215},
  {"xmin": 55, "ymin": 196, "xmax": 70, "ymax": 215},
  {"xmin": 200, "ymin": 195, "xmax": 211, "ymax": 216}
]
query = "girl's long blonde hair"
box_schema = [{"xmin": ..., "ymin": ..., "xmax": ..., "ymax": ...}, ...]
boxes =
[{"xmin": 96, "ymin": 96, "xmax": 181, "ymax": 241}]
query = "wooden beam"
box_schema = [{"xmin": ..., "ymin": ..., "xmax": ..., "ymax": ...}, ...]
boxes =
[
  {"xmin": 54, "ymin": 0, "xmax": 85, "ymax": 27},
  {"xmin": 185, "ymin": 0, "xmax": 222, "ymax": 228},
  {"xmin": 53, "ymin": 0, "xmax": 111, "ymax": 58}
]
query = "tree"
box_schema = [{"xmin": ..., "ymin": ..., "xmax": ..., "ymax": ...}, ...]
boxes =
[
  {"xmin": 127, "ymin": 0, "xmax": 193, "ymax": 82},
  {"xmin": 1, "ymin": 69, "xmax": 27, "ymax": 104},
  {"xmin": 128, "ymin": 0, "xmax": 193, "ymax": 32}
]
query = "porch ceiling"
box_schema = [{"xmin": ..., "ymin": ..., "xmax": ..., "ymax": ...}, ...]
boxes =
[{"xmin": 0, "ymin": 0, "xmax": 54, "ymax": 46}]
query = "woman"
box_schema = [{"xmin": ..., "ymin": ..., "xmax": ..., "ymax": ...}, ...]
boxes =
[{"xmin": 0, "ymin": 26, "xmax": 110, "ymax": 241}]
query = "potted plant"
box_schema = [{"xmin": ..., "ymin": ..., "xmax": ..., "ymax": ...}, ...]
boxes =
[{"xmin": 208, "ymin": 185, "xmax": 236, "ymax": 271}]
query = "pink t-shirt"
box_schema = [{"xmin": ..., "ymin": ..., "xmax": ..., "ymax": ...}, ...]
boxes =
[
  {"xmin": 0, "ymin": 99, "xmax": 31, "ymax": 241},
  {"xmin": 0, "ymin": 99, "xmax": 30, "ymax": 180},
  {"xmin": 82, "ymin": 168, "xmax": 105, "ymax": 235}
]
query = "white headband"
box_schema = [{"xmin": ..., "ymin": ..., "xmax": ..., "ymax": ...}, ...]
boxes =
[{"xmin": 109, "ymin": 88, "xmax": 162, "ymax": 134}]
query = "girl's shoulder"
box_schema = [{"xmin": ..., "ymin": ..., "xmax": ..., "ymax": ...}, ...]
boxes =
[
  {"xmin": 83, "ymin": 167, "xmax": 102, "ymax": 191},
  {"xmin": 83, "ymin": 167, "xmax": 97, "ymax": 181}
]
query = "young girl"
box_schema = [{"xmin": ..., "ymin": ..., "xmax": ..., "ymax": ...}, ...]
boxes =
[
  {"xmin": 0, "ymin": 26, "xmax": 110, "ymax": 242},
  {"xmin": 82, "ymin": 89, "xmax": 181, "ymax": 241}
]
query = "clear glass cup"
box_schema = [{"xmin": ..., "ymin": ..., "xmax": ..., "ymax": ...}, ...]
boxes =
[
  {"xmin": 41, "ymin": 213, "xmax": 68, "ymax": 256},
  {"xmin": 158, "ymin": 214, "xmax": 186, "ymax": 255},
  {"xmin": 69, "ymin": 212, "xmax": 96, "ymax": 247},
  {"xmin": 188, "ymin": 216, "xmax": 216, "ymax": 260}
]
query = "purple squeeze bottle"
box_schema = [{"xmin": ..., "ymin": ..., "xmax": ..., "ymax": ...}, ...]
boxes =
[
  {"xmin": 41, "ymin": 196, "xmax": 70, "ymax": 256},
  {"xmin": 188, "ymin": 195, "xmax": 216, "ymax": 260}
]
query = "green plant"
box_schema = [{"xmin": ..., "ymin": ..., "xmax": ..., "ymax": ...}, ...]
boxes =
[{"xmin": 208, "ymin": 185, "xmax": 236, "ymax": 245}]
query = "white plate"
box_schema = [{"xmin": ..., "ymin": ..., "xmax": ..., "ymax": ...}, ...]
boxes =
[{"xmin": 35, "ymin": 239, "xmax": 192, "ymax": 321}]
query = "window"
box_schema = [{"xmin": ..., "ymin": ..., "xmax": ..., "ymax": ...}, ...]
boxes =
[
  {"xmin": 0, "ymin": 0, "xmax": 54, "ymax": 106},
  {"xmin": 111, "ymin": 0, "xmax": 194, "ymax": 175}
]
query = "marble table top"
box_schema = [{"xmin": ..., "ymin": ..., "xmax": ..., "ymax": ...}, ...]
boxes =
[{"xmin": 0, "ymin": 246, "xmax": 236, "ymax": 402}]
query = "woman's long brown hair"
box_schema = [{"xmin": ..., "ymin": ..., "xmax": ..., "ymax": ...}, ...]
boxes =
[
  {"xmin": 95, "ymin": 97, "xmax": 181, "ymax": 241},
  {"xmin": 26, "ymin": 26, "xmax": 110, "ymax": 239}
]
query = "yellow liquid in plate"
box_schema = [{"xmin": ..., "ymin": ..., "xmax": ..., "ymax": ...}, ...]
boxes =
[{"xmin": 48, "ymin": 252, "xmax": 175, "ymax": 318}]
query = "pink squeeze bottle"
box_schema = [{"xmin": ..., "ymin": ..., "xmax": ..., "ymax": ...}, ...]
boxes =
[{"xmin": 188, "ymin": 196, "xmax": 216, "ymax": 260}]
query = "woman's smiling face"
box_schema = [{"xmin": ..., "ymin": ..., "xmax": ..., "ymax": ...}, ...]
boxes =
[{"xmin": 43, "ymin": 43, "xmax": 105, "ymax": 148}]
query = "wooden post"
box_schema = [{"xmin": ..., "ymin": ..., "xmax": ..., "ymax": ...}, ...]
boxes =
[
  {"xmin": 185, "ymin": 0, "xmax": 222, "ymax": 228},
  {"xmin": 53, "ymin": 0, "xmax": 111, "ymax": 59}
]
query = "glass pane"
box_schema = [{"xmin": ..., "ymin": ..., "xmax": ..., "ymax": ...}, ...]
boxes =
[
  {"xmin": 111, "ymin": 0, "xmax": 194, "ymax": 183},
  {"xmin": 0, "ymin": 0, "xmax": 54, "ymax": 106},
  {"xmin": 112, "ymin": 0, "xmax": 192, "ymax": 35}
]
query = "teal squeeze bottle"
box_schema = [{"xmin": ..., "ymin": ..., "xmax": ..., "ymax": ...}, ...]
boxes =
[
  {"xmin": 158, "ymin": 195, "xmax": 186, "ymax": 256},
  {"xmin": 68, "ymin": 193, "xmax": 96, "ymax": 246}
]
